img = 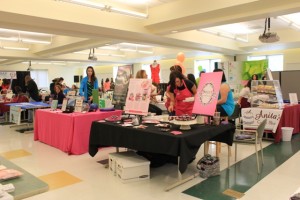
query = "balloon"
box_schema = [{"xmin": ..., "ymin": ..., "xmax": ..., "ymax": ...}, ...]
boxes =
[
  {"xmin": 176, "ymin": 52, "xmax": 185, "ymax": 63},
  {"xmin": 198, "ymin": 65, "xmax": 202, "ymax": 72},
  {"xmin": 174, "ymin": 60, "xmax": 186, "ymax": 75}
]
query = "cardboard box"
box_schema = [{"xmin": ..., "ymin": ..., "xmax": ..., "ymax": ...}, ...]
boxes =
[
  {"xmin": 116, "ymin": 155, "xmax": 150, "ymax": 183},
  {"xmin": 108, "ymin": 151, "xmax": 138, "ymax": 176}
]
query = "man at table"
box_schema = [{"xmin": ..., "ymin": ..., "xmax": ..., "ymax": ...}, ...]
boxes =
[{"xmin": 25, "ymin": 75, "xmax": 40, "ymax": 122}]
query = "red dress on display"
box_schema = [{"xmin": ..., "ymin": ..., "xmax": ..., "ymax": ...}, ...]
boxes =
[{"xmin": 150, "ymin": 64, "xmax": 160, "ymax": 84}]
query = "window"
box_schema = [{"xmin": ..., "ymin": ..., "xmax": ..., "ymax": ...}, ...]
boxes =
[
  {"xmin": 194, "ymin": 59, "xmax": 221, "ymax": 75},
  {"xmin": 247, "ymin": 54, "xmax": 283, "ymax": 71},
  {"xmin": 30, "ymin": 70, "xmax": 49, "ymax": 89},
  {"xmin": 142, "ymin": 64, "xmax": 151, "ymax": 79},
  {"xmin": 113, "ymin": 66, "xmax": 118, "ymax": 80}
]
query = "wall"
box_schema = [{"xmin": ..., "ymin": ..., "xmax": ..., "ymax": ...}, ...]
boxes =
[
  {"xmin": 236, "ymin": 48, "xmax": 300, "ymax": 71},
  {"xmin": 0, "ymin": 64, "xmax": 82, "ymax": 89}
]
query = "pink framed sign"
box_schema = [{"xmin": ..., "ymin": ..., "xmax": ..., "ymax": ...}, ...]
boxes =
[{"xmin": 192, "ymin": 72, "xmax": 222, "ymax": 116}]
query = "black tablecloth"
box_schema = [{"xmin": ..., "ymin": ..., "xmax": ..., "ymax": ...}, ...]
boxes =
[{"xmin": 89, "ymin": 122, "xmax": 235, "ymax": 173}]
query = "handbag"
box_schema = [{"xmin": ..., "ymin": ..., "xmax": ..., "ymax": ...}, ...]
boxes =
[{"xmin": 196, "ymin": 154, "xmax": 220, "ymax": 178}]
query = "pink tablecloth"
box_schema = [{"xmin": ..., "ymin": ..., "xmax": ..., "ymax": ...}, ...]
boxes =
[
  {"xmin": 275, "ymin": 104, "xmax": 300, "ymax": 143},
  {"xmin": 34, "ymin": 109, "xmax": 122, "ymax": 155}
]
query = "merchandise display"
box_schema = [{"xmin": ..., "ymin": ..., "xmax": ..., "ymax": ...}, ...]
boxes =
[{"xmin": 251, "ymin": 80, "xmax": 284, "ymax": 109}]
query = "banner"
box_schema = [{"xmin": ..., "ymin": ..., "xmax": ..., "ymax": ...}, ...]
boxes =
[
  {"xmin": 124, "ymin": 79, "xmax": 152, "ymax": 116},
  {"xmin": 0, "ymin": 71, "xmax": 17, "ymax": 79},
  {"xmin": 242, "ymin": 60, "xmax": 268, "ymax": 80},
  {"xmin": 192, "ymin": 72, "xmax": 222, "ymax": 116},
  {"xmin": 112, "ymin": 65, "xmax": 132, "ymax": 106},
  {"xmin": 241, "ymin": 108, "xmax": 283, "ymax": 132}
]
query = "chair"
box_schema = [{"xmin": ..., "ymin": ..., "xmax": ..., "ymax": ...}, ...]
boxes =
[{"xmin": 234, "ymin": 119, "xmax": 267, "ymax": 173}]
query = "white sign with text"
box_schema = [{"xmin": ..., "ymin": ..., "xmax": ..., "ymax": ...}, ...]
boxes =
[{"xmin": 241, "ymin": 108, "xmax": 283, "ymax": 132}]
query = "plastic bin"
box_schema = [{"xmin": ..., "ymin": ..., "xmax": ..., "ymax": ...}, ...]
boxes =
[{"xmin": 281, "ymin": 127, "xmax": 294, "ymax": 141}]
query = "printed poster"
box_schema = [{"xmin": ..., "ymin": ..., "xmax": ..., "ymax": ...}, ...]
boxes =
[
  {"xmin": 241, "ymin": 108, "xmax": 283, "ymax": 132},
  {"xmin": 10, "ymin": 106, "xmax": 21, "ymax": 125},
  {"xmin": 112, "ymin": 65, "xmax": 132, "ymax": 106},
  {"xmin": 242, "ymin": 60, "xmax": 268, "ymax": 80},
  {"xmin": 0, "ymin": 71, "xmax": 17, "ymax": 79},
  {"xmin": 124, "ymin": 79, "xmax": 152, "ymax": 116},
  {"xmin": 192, "ymin": 72, "xmax": 222, "ymax": 116}
]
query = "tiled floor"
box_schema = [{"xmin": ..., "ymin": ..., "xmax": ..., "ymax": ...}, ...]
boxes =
[{"xmin": 0, "ymin": 124, "xmax": 299, "ymax": 200}]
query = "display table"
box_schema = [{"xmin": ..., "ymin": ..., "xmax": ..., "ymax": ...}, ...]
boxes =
[
  {"xmin": 34, "ymin": 109, "xmax": 122, "ymax": 155},
  {"xmin": 89, "ymin": 122, "xmax": 235, "ymax": 174},
  {"xmin": 275, "ymin": 104, "xmax": 300, "ymax": 143}
]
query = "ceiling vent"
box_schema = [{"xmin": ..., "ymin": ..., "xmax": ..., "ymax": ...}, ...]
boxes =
[
  {"xmin": 259, "ymin": 18, "xmax": 280, "ymax": 43},
  {"xmin": 88, "ymin": 48, "xmax": 97, "ymax": 61}
]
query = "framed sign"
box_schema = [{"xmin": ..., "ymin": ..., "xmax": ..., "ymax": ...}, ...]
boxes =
[
  {"xmin": 124, "ymin": 79, "xmax": 152, "ymax": 116},
  {"xmin": 192, "ymin": 72, "xmax": 222, "ymax": 116},
  {"xmin": 10, "ymin": 106, "xmax": 21, "ymax": 125},
  {"xmin": 112, "ymin": 65, "xmax": 132, "ymax": 106},
  {"xmin": 50, "ymin": 100, "xmax": 58, "ymax": 110},
  {"xmin": 61, "ymin": 98, "xmax": 68, "ymax": 112},
  {"xmin": 289, "ymin": 93, "xmax": 298, "ymax": 105},
  {"xmin": 74, "ymin": 99, "xmax": 83, "ymax": 112},
  {"xmin": 241, "ymin": 108, "xmax": 283, "ymax": 132}
]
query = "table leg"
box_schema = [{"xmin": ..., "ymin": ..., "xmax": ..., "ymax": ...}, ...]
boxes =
[{"xmin": 164, "ymin": 157, "xmax": 199, "ymax": 191}]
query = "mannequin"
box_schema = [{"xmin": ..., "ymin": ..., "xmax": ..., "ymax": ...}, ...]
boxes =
[{"xmin": 150, "ymin": 60, "xmax": 160, "ymax": 84}]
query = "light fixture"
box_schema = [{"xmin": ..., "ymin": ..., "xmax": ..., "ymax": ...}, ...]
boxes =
[
  {"xmin": 199, "ymin": 29, "xmax": 249, "ymax": 42},
  {"xmin": 99, "ymin": 46, "xmax": 119, "ymax": 50},
  {"xmin": 138, "ymin": 50, "xmax": 153, "ymax": 54},
  {"xmin": 61, "ymin": 0, "xmax": 105, "ymax": 9},
  {"xmin": 2, "ymin": 46, "xmax": 29, "ymax": 51},
  {"xmin": 110, "ymin": 54, "xmax": 125, "ymax": 57},
  {"xmin": 21, "ymin": 38, "xmax": 51, "ymax": 45},
  {"xmin": 27, "ymin": 61, "xmax": 32, "ymax": 71},
  {"xmin": 277, "ymin": 15, "xmax": 300, "ymax": 30},
  {"xmin": 110, "ymin": 7, "xmax": 148, "ymax": 19},
  {"xmin": 120, "ymin": 48, "xmax": 136, "ymax": 52},
  {"xmin": 0, "ymin": 37, "xmax": 19, "ymax": 42},
  {"xmin": 58, "ymin": 0, "xmax": 148, "ymax": 19}
]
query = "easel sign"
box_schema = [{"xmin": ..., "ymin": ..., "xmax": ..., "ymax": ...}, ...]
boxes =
[
  {"xmin": 10, "ymin": 106, "xmax": 21, "ymax": 125},
  {"xmin": 289, "ymin": 93, "xmax": 298, "ymax": 105},
  {"xmin": 50, "ymin": 100, "xmax": 58, "ymax": 110},
  {"xmin": 61, "ymin": 98, "xmax": 68, "ymax": 112},
  {"xmin": 192, "ymin": 72, "xmax": 222, "ymax": 116},
  {"xmin": 124, "ymin": 79, "xmax": 152, "ymax": 116},
  {"xmin": 74, "ymin": 99, "xmax": 83, "ymax": 112}
]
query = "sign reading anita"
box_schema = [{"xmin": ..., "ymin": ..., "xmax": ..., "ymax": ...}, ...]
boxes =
[{"xmin": 241, "ymin": 108, "xmax": 283, "ymax": 132}]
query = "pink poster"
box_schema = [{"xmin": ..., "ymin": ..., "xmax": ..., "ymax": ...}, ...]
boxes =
[
  {"xmin": 124, "ymin": 79, "xmax": 152, "ymax": 116},
  {"xmin": 192, "ymin": 72, "xmax": 222, "ymax": 116}
]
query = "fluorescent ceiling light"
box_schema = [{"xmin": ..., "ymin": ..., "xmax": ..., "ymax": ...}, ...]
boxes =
[
  {"xmin": 74, "ymin": 51, "xmax": 89, "ymax": 54},
  {"xmin": 61, "ymin": 0, "xmax": 105, "ymax": 9},
  {"xmin": 110, "ymin": 7, "xmax": 148, "ymax": 19},
  {"xmin": 291, "ymin": 23, "xmax": 300, "ymax": 30},
  {"xmin": 121, "ymin": 43, "xmax": 152, "ymax": 48},
  {"xmin": 0, "ymin": 37, "xmax": 19, "ymax": 42},
  {"xmin": 99, "ymin": 46, "xmax": 119, "ymax": 50},
  {"xmin": 138, "ymin": 50, "xmax": 153, "ymax": 54},
  {"xmin": 21, "ymin": 38, "xmax": 51, "ymax": 45},
  {"xmin": 95, "ymin": 53, "xmax": 109, "ymax": 56},
  {"xmin": 277, "ymin": 16, "xmax": 291, "ymax": 24},
  {"xmin": 0, "ymin": 28, "xmax": 51, "ymax": 36},
  {"xmin": 111, "ymin": 54, "xmax": 125, "ymax": 57},
  {"xmin": 2, "ymin": 46, "xmax": 29, "ymax": 51},
  {"xmin": 68, "ymin": 61, "xmax": 81, "ymax": 63},
  {"xmin": 38, "ymin": 62, "xmax": 52, "ymax": 65},
  {"xmin": 120, "ymin": 48, "xmax": 136, "ymax": 52}
]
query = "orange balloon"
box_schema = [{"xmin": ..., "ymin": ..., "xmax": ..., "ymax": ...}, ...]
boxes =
[
  {"xmin": 174, "ymin": 60, "xmax": 186, "ymax": 75},
  {"xmin": 176, "ymin": 52, "xmax": 185, "ymax": 63}
]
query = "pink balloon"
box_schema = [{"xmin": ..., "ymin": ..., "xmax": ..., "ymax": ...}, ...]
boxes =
[{"xmin": 176, "ymin": 52, "xmax": 185, "ymax": 63}]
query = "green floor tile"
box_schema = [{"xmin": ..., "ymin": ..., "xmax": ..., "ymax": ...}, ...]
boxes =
[{"xmin": 183, "ymin": 134, "xmax": 300, "ymax": 200}]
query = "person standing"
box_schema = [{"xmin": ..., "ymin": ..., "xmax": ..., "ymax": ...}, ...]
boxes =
[
  {"xmin": 79, "ymin": 66, "xmax": 99, "ymax": 102},
  {"xmin": 25, "ymin": 75, "xmax": 40, "ymax": 122},
  {"xmin": 168, "ymin": 71, "xmax": 197, "ymax": 116}
]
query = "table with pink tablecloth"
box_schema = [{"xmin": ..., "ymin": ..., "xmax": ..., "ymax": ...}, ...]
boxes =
[
  {"xmin": 275, "ymin": 104, "xmax": 300, "ymax": 143},
  {"xmin": 34, "ymin": 109, "xmax": 122, "ymax": 155}
]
